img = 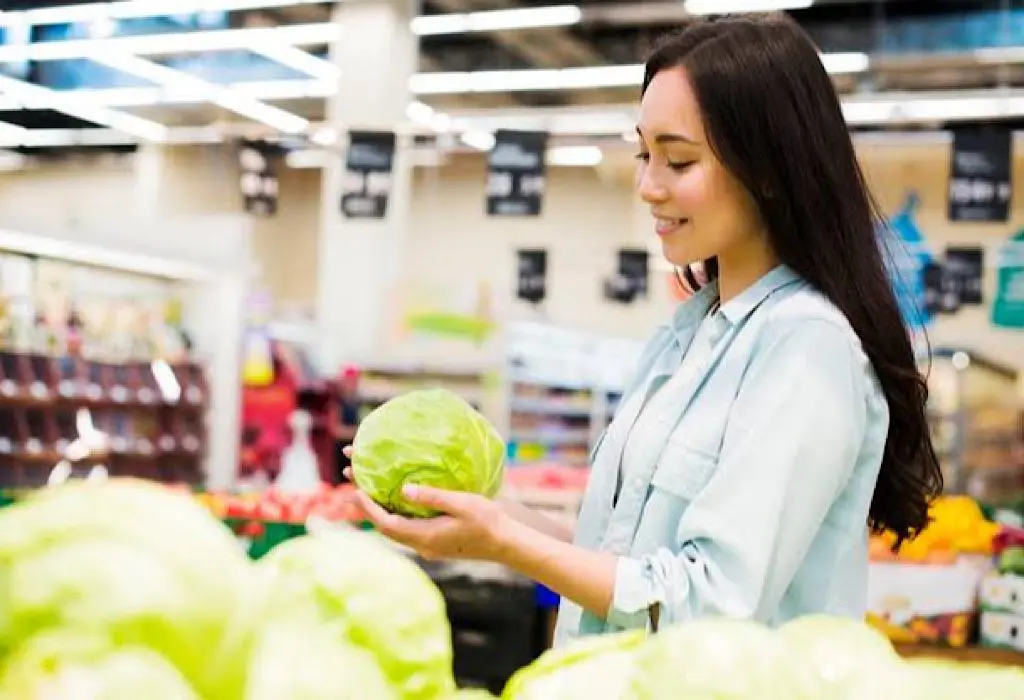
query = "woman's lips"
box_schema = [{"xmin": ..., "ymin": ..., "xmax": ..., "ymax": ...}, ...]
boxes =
[{"xmin": 655, "ymin": 217, "xmax": 688, "ymax": 237}]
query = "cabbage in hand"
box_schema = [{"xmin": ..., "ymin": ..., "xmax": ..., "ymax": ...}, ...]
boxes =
[{"xmin": 352, "ymin": 388, "xmax": 505, "ymax": 517}]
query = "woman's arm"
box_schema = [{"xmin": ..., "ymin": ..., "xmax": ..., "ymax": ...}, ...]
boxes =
[{"xmin": 497, "ymin": 497, "xmax": 575, "ymax": 543}]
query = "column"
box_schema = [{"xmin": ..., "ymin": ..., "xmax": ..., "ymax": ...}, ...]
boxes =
[{"xmin": 316, "ymin": 0, "xmax": 418, "ymax": 371}]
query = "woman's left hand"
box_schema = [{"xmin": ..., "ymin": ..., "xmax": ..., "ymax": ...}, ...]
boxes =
[{"xmin": 352, "ymin": 483, "xmax": 511, "ymax": 563}]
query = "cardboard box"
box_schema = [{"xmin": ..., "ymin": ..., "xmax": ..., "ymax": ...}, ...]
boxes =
[
  {"xmin": 980, "ymin": 611, "xmax": 1024, "ymax": 652},
  {"xmin": 866, "ymin": 559, "xmax": 991, "ymax": 647},
  {"xmin": 979, "ymin": 572, "xmax": 1024, "ymax": 616}
]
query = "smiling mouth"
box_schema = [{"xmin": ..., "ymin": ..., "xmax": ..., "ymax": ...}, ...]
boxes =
[{"xmin": 655, "ymin": 217, "xmax": 688, "ymax": 236}]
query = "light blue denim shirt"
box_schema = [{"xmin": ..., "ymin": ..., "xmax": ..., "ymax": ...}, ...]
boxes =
[{"xmin": 553, "ymin": 265, "xmax": 890, "ymax": 648}]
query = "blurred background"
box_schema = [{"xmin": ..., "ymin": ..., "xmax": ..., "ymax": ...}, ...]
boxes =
[{"xmin": 0, "ymin": 0, "xmax": 1022, "ymax": 693}]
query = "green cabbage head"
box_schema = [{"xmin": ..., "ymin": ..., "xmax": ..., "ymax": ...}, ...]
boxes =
[
  {"xmin": 0, "ymin": 479, "xmax": 254, "ymax": 699},
  {"xmin": 244, "ymin": 620, "xmax": 397, "ymax": 700},
  {"xmin": 352, "ymin": 388, "xmax": 505, "ymax": 517},
  {"xmin": 255, "ymin": 527, "xmax": 455, "ymax": 700},
  {"xmin": 626, "ymin": 618, "xmax": 823, "ymax": 700},
  {"xmin": 0, "ymin": 630, "xmax": 200, "ymax": 700},
  {"xmin": 502, "ymin": 629, "xmax": 646, "ymax": 699},
  {"xmin": 779, "ymin": 615, "xmax": 900, "ymax": 690}
]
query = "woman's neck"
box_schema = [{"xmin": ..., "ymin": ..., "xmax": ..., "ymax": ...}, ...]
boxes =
[{"xmin": 716, "ymin": 240, "xmax": 779, "ymax": 304}]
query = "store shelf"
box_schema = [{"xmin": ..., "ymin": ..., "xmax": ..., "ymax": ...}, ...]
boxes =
[
  {"xmin": 509, "ymin": 397, "xmax": 592, "ymax": 418},
  {"xmin": 895, "ymin": 643, "xmax": 1024, "ymax": 666},
  {"xmin": 509, "ymin": 429, "xmax": 591, "ymax": 446}
]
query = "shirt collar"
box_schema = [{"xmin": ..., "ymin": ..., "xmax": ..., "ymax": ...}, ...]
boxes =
[
  {"xmin": 667, "ymin": 264, "xmax": 801, "ymax": 343},
  {"xmin": 719, "ymin": 264, "xmax": 801, "ymax": 325}
]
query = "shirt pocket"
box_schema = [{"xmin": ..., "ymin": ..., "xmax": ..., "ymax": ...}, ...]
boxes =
[{"xmin": 650, "ymin": 438, "xmax": 719, "ymax": 502}]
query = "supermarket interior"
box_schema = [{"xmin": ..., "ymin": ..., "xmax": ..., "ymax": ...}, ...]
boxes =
[{"xmin": 0, "ymin": 0, "xmax": 1023, "ymax": 698}]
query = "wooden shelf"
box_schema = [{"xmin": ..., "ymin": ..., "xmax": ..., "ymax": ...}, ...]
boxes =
[{"xmin": 895, "ymin": 643, "xmax": 1024, "ymax": 666}]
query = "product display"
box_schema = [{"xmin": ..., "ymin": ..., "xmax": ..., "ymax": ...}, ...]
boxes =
[{"xmin": 1, "ymin": 478, "xmax": 1022, "ymax": 700}]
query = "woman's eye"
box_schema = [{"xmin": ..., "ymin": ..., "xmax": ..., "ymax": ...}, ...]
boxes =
[{"xmin": 668, "ymin": 161, "xmax": 694, "ymax": 172}]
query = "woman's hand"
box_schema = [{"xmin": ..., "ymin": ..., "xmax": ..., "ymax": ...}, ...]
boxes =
[{"xmin": 352, "ymin": 482, "xmax": 512, "ymax": 563}]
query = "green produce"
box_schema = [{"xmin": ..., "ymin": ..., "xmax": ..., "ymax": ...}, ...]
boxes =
[
  {"xmin": 502, "ymin": 629, "xmax": 646, "ymax": 699},
  {"xmin": 351, "ymin": 388, "xmax": 505, "ymax": 517},
  {"xmin": 0, "ymin": 479, "xmax": 253, "ymax": 698},
  {"xmin": 0, "ymin": 630, "xmax": 200, "ymax": 700},
  {"xmin": 244, "ymin": 620, "xmax": 396, "ymax": 700},
  {"xmin": 625, "ymin": 618, "xmax": 822, "ymax": 699},
  {"xmin": 255, "ymin": 527, "xmax": 455, "ymax": 700},
  {"xmin": 779, "ymin": 614, "xmax": 900, "ymax": 689}
]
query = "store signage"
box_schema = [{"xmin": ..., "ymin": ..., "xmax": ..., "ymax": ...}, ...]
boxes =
[
  {"xmin": 881, "ymin": 193, "xmax": 933, "ymax": 332},
  {"xmin": 948, "ymin": 128, "xmax": 1012, "ymax": 222},
  {"xmin": 922, "ymin": 261, "xmax": 961, "ymax": 315},
  {"xmin": 487, "ymin": 130, "xmax": 548, "ymax": 217},
  {"xmin": 992, "ymin": 229, "xmax": 1024, "ymax": 329},
  {"xmin": 238, "ymin": 139, "xmax": 279, "ymax": 217},
  {"xmin": 604, "ymin": 248, "xmax": 650, "ymax": 304},
  {"xmin": 944, "ymin": 246, "xmax": 985, "ymax": 305},
  {"xmin": 516, "ymin": 249, "xmax": 547, "ymax": 304},
  {"xmin": 340, "ymin": 130, "xmax": 396, "ymax": 220}
]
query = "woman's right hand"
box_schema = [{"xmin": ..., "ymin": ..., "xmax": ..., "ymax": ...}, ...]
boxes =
[{"xmin": 342, "ymin": 447, "xmax": 574, "ymax": 544}]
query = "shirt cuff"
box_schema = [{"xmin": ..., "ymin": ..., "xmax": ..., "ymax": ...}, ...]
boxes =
[{"xmin": 607, "ymin": 556, "xmax": 658, "ymax": 629}]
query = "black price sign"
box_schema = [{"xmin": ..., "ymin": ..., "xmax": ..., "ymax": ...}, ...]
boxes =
[
  {"xmin": 487, "ymin": 130, "xmax": 548, "ymax": 217},
  {"xmin": 945, "ymin": 247, "xmax": 984, "ymax": 305},
  {"xmin": 948, "ymin": 129, "xmax": 1012, "ymax": 222},
  {"xmin": 516, "ymin": 249, "xmax": 547, "ymax": 304},
  {"xmin": 238, "ymin": 140, "xmax": 279, "ymax": 217},
  {"xmin": 923, "ymin": 262, "xmax": 962, "ymax": 315},
  {"xmin": 341, "ymin": 131, "xmax": 396, "ymax": 219}
]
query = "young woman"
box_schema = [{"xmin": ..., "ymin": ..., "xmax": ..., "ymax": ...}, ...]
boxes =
[{"xmin": 350, "ymin": 12, "xmax": 942, "ymax": 648}]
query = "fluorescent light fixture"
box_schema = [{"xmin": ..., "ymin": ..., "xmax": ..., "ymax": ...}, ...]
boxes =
[
  {"xmin": 820, "ymin": 52, "xmax": 869, "ymax": 74},
  {"xmin": 310, "ymin": 127, "xmax": 338, "ymax": 146},
  {"xmin": 0, "ymin": 0, "xmax": 326, "ymax": 26},
  {"xmin": 249, "ymin": 44, "xmax": 340, "ymax": 82},
  {"xmin": 91, "ymin": 53, "xmax": 310, "ymax": 133},
  {"xmin": 0, "ymin": 23, "xmax": 339, "ymax": 62},
  {"xmin": 0, "ymin": 73, "xmax": 167, "ymax": 141},
  {"xmin": 62, "ymin": 79, "xmax": 335, "ymax": 107},
  {"xmin": 285, "ymin": 149, "xmax": 331, "ymax": 169},
  {"xmin": 547, "ymin": 145, "xmax": 602, "ymax": 167},
  {"xmin": 460, "ymin": 130, "xmax": 496, "ymax": 151},
  {"xmin": 411, "ymin": 5, "xmax": 581, "ymax": 36},
  {"xmin": 411, "ymin": 64, "xmax": 645, "ymax": 94},
  {"xmin": 684, "ymin": 0, "xmax": 814, "ymax": 13}
]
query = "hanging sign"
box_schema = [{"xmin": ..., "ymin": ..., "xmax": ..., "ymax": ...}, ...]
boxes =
[
  {"xmin": 948, "ymin": 128, "xmax": 1012, "ymax": 222},
  {"xmin": 341, "ymin": 130, "xmax": 396, "ymax": 219},
  {"xmin": 992, "ymin": 229, "xmax": 1024, "ymax": 329},
  {"xmin": 922, "ymin": 261, "xmax": 961, "ymax": 315},
  {"xmin": 944, "ymin": 246, "xmax": 985, "ymax": 305},
  {"xmin": 516, "ymin": 249, "xmax": 547, "ymax": 304},
  {"xmin": 487, "ymin": 130, "xmax": 548, "ymax": 217},
  {"xmin": 238, "ymin": 140, "xmax": 279, "ymax": 217}
]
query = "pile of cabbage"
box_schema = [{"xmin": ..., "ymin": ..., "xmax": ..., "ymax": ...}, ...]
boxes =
[{"xmin": 1, "ymin": 478, "xmax": 1022, "ymax": 699}]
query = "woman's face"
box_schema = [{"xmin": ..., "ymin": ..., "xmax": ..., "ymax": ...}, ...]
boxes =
[{"xmin": 635, "ymin": 66, "xmax": 765, "ymax": 270}]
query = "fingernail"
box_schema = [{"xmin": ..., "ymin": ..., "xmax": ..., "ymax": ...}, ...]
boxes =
[{"xmin": 402, "ymin": 485, "xmax": 418, "ymax": 499}]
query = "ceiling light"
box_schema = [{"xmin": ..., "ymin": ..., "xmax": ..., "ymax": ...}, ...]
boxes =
[
  {"xmin": 820, "ymin": 52, "xmax": 869, "ymax": 74},
  {"xmin": 684, "ymin": 0, "xmax": 814, "ymax": 14},
  {"xmin": 0, "ymin": 23, "xmax": 339, "ymax": 61},
  {"xmin": 547, "ymin": 145, "xmax": 602, "ymax": 167},
  {"xmin": 460, "ymin": 130, "xmax": 495, "ymax": 151},
  {"xmin": 249, "ymin": 44, "xmax": 340, "ymax": 82},
  {"xmin": 411, "ymin": 5, "xmax": 581, "ymax": 36},
  {"xmin": 0, "ymin": 1, "xmax": 326, "ymax": 27},
  {"xmin": 0, "ymin": 73, "xmax": 167, "ymax": 141},
  {"xmin": 91, "ymin": 53, "xmax": 310, "ymax": 133}
]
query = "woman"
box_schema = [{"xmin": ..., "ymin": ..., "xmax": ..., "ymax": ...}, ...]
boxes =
[{"xmin": 350, "ymin": 12, "xmax": 942, "ymax": 648}]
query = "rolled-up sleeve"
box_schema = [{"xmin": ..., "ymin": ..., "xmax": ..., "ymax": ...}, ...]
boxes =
[{"xmin": 606, "ymin": 319, "xmax": 870, "ymax": 628}]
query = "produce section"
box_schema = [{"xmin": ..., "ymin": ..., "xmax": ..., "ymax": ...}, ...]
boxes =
[{"xmin": 0, "ymin": 478, "xmax": 1022, "ymax": 698}]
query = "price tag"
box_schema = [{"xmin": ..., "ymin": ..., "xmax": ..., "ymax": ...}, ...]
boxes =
[
  {"xmin": 159, "ymin": 435, "xmax": 176, "ymax": 452},
  {"xmin": 183, "ymin": 435, "xmax": 200, "ymax": 452},
  {"xmin": 0, "ymin": 438, "xmax": 11, "ymax": 453},
  {"xmin": 58, "ymin": 380, "xmax": 76, "ymax": 398},
  {"xmin": 30, "ymin": 381, "xmax": 48, "ymax": 399},
  {"xmin": 0, "ymin": 379, "xmax": 16, "ymax": 397},
  {"xmin": 111, "ymin": 386, "xmax": 128, "ymax": 403},
  {"xmin": 25, "ymin": 438, "xmax": 41, "ymax": 454}
]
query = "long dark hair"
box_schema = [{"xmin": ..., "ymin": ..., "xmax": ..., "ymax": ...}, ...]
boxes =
[{"xmin": 644, "ymin": 13, "xmax": 942, "ymax": 545}]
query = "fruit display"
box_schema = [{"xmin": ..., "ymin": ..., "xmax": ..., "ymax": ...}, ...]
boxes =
[
  {"xmin": 1, "ymin": 478, "xmax": 1022, "ymax": 699},
  {"xmin": 869, "ymin": 495, "xmax": 1003, "ymax": 564}
]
